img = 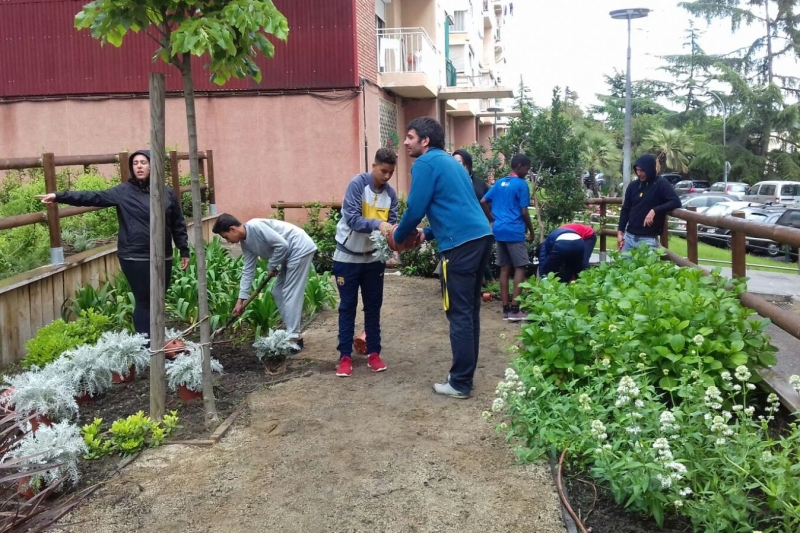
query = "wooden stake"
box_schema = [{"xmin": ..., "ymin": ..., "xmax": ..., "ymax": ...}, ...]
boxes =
[{"xmin": 149, "ymin": 73, "xmax": 167, "ymax": 421}]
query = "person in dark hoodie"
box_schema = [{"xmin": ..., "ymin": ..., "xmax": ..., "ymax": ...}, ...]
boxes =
[
  {"xmin": 37, "ymin": 150, "xmax": 190, "ymax": 338},
  {"xmin": 617, "ymin": 154, "xmax": 681, "ymax": 253},
  {"xmin": 452, "ymin": 149, "xmax": 489, "ymax": 205}
]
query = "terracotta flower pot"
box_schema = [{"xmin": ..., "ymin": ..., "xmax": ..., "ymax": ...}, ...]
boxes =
[
  {"xmin": 386, "ymin": 225, "xmax": 421, "ymax": 252},
  {"xmin": 75, "ymin": 393, "xmax": 93, "ymax": 405},
  {"xmin": 482, "ymin": 292, "xmax": 492, "ymax": 302},
  {"xmin": 112, "ymin": 365, "xmax": 136, "ymax": 384},
  {"xmin": 165, "ymin": 338, "xmax": 187, "ymax": 360},
  {"xmin": 177, "ymin": 385, "xmax": 203, "ymax": 402},
  {"xmin": 353, "ymin": 330, "xmax": 368, "ymax": 355},
  {"xmin": 18, "ymin": 477, "xmax": 36, "ymax": 500},
  {"xmin": 0, "ymin": 387, "xmax": 15, "ymax": 415},
  {"xmin": 29, "ymin": 415, "xmax": 52, "ymax": 434}
]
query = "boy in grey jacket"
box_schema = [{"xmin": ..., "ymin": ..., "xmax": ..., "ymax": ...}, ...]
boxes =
[{"xmin": 213, "ymin": 214, "xmax": 317, "ymax": 351}]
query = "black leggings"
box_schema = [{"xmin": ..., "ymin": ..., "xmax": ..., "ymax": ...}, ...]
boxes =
[{"xmin": 118, "ymin": 259, "xmax": 173, "ymax": 338}]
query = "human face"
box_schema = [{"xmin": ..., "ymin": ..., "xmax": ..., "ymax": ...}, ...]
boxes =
[
  {"xmin": 219, "ymin": 227, "xmax": 244, "ymax": 244},
  {"xmin": 371, "ymin": 162, "xmax": 395, "ymax": 189},
  {"xmin": 403, "ymin": 129, "xmax": 428, "ymax": 158},
  {"xmin": 635, "ymin": 166, "xmax": 647, "ymax": 181},
  {"xmin": 454, "ymin": 154, "xmax": 469, "ymax": 173},
  {"xmin": 131, "ymin": 154, "xmax": 150, "ymax": 180}
]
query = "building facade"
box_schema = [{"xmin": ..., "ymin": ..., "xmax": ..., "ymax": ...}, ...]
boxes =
[{"xmin": 0, "ymin": 0, "xmax": 512, "ymax": 221}]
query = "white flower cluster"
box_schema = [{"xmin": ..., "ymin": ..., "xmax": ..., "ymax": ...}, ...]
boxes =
[
  {"xmin": 590, "ymin": 420, "xmax": 607, "ymax": 441},
  {"xmin": 704, "ymin": 386, "xmax": 723, "ymax": 410},
  {"xmin": 764, "ymin": 393, "xmax": 780, "ymax": 421},
  {"xmin": 734, "ymin": 365, "xmax": 751, "ymax": 382},
  {"xmin": 578, "ymin": 393, "xmax": 592, "ymax": 412},
  {"xmin": 790, "ymin": 374, "xmax": 800, "ymax": 394},
  {"xmin": 615, "ymin": 376, "xmax": 640, "ymax": 407},
  {"xmin": 693, "ymin": 334, "xmax": 704, "ymax": 346},
  {"xmin": 495, "ymin": 368, "xmax": 527, "ymax": 404},
  {"xmin": 659, "ymin": 410, "xmax": 680, "ymax": 433},
  {"xmin": 653, "ymin": 437, "xmax": 688, "ymax": 489}
]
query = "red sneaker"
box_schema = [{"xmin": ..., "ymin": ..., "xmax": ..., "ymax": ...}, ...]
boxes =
[
  {"xmin": 336, "ymin": 356, "xmax": 352, "ymax": 377},
  {"xmin": 367, "ymin": 353, "xmax": 387, "ymax": 373}
]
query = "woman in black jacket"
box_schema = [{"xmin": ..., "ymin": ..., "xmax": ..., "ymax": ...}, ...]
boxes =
[{"xmin": 37, "ymin": 150, "xmax": 190, "ymax": 338}]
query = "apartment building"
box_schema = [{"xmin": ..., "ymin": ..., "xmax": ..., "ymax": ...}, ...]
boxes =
[{"xmin": 0, "ymin": 0, "xmax": 513, "ymax": 221}]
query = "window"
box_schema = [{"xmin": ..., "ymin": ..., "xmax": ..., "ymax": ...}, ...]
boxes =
[
  {"xmin": 711, "ymin": 183, "xmax": 724, "ymax": 192},
  {"xmin": 730, "ymin": 184, "xmax": 747, "ymax": 193},
  {"xmin": 749, "ymin": 184, "xmax": 760, "ymax": 195},
  {"xmin": 453, "ymin": 10, "xmax": 467, "ymax": 31},
  {"xmin": 780, "ymin": 184, "xmax": 799, "ymax": 196},
  {"xmin": 375, "ymin": 15, "xmax": 385, "ymax": 30},
  {"xmin": 760, "ymin": 185, "xmax": 776, "ymax": 196}
]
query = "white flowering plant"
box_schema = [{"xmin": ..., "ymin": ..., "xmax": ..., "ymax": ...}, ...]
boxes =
[
  {"xmin": 165, "ymin": 344, "xmax": 223, "ymax": 392},
  {"xmin": 516, "ymin": 246, "xmax": 778, "ymax": 391},
  {"xmin": 3, "ymin": 420, "xmax": 87, "ymax": 491},
  {"xmin": 486, "ymin": 354, "xmax": 800, "ymax": 532}
]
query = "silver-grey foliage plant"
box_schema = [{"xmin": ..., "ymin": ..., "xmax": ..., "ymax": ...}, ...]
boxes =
[
  {"xmin": 253, "ymin": 329, "xmax": 300, "ymax": 361},
  {"xmin": 165, "ymin": 345, "xmax": 223, "ymax": 393},
  {"xmin": 4, "ymin": 420, "xmax": 87, "ymax": 490}
]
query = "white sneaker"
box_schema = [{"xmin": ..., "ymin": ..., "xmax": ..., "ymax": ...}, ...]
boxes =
[{"xmin": 433, "ymin": 382, "xmax": 470, "ymax": 399}]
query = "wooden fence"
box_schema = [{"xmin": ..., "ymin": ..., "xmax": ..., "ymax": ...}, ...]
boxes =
[{"xmin": 0, "ymin": 150, "xmax": 218, "ymax": 366}]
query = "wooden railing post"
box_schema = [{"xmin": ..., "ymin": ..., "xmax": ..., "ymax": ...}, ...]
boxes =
[
  {"xmin": 206, "ymin": 149, "xmax": 216, "ymax": 214},
  {"xmin": 199, "ymin": 156, "xmax": 208, "ymax": 207},
  {"xmin": 169, "ymin": 151, "xmax": 181, "ymax": 209},
  {"xmin": 731, "ymin": 211, "xmax": 746, "ymax": 278},
  {"xmin": 599, "ymin": 200, "xmax": 607, "ymax": 254},
  {"xmin": 42, "ymin": 153, "xmax": 64, "ymax": 265},
  {"xmin": 686, "ymin": 206, "xmax": 698, "ymax": 265},
  {"xmin": 660, "ymin": 214, "xmax": 670, "ymax": 248},
  {"xmin": 119, "ymin": 151, "xmax": 130, "ymax": 183}
]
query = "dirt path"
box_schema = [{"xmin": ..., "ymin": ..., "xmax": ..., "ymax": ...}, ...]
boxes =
[{"xmin": 66, "ymin": 275, "xmax": 565, "ymax": 533}]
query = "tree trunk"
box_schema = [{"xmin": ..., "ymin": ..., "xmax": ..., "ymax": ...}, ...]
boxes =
[
  {"xmin": 180, "ymin": 56, "xmax": 219, "ymax": 424},
  {"xmin": 532, "ymin": 164, "xmax": 546, "ymax": 242}
]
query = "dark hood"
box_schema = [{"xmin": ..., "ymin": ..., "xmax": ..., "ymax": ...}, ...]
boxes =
[
  {"xmin": 128, "ymin": 149, "xmax": 151, "ymax": 190},
  {"xmin": 633, "ymin": 154, "xmax": 657, "ymax": 181}
]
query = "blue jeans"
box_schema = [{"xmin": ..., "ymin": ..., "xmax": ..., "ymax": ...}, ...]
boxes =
[
  {"xmin": 440, "ymin": 236, "xmax": 494, "ymax": 395},
  {"xmin": 333, "ymin": 260, "xmax": 385, "ymax": 357},
  {"xmin": 583, "ymin": 235, "xmax": 597, "ymax": 269},
  {"xmin": 621, "ymin": 232, "xmax": 659, "ymax": 254},
  {"xmin": 540, "ymin": 239, "xmax": 586, "ymax": 283}
]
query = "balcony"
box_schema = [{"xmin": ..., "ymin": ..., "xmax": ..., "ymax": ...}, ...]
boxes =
[
  {"xmin": 445, "ymin": 58, "xmax": 457, "ymax": 87},
  {"xmin": 482, "ymin": 1, "xmax": 495, "ymax": 29},
  {"xmin": 376, "ymin": 28, "xmax": 439, "ymax": 98}
]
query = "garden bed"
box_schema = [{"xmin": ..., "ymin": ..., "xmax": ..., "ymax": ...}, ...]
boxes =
[{"xmin": 73, "ymin": 329, "xmax": 334, "ymax": 490}]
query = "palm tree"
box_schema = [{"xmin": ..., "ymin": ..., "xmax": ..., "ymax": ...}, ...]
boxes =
[
  {"xmin": 581, "ymin": 131, "xmax": 622, "ymax": 197},
  {"xmin": 644, "ymin": 127, "xmax": 694, "ymax": 174}
]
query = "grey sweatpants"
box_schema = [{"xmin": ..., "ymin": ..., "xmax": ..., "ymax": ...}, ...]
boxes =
[{"xmin": 274, "ymin": 251, "xmax": 316, "ymax": 336}]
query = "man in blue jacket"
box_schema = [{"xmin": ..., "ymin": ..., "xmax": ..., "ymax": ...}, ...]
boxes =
[
  {"xmin": 617, "ymin": 154, "xmax": 681, "ymax": 253},
  {"xmin": 391, "ymin": 117, "xmax": 493, "ymax": 399}
]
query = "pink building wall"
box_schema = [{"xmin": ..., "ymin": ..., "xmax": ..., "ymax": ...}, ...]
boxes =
[
  {"xmin": 0, "ymin": 95, "xmax": 361, "ymax": 223},
  {"xmin": 452, "ymin": 117, "xmax": 477, "ymax": 151},
  {"xmin": 478, "ymin": 124, "xmax": 494, "ymax": 150}
]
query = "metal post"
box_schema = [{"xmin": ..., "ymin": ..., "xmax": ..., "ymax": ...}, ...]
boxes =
[{"xmin": 622, "ymin": 15, "xmax": 633, "ymax": 192}]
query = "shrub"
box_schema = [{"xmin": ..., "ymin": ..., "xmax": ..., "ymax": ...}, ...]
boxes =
[
  {"xmin": 82, "ymin": 411, "xmax": 179, "ymax": 458},
  {"xmin": 253, "ymin": 329, "xmax": 300, "ymax": 363},
  {"xmin": 165, "ymin": 345, "xmax": 223, "ymax": 392},
  {"xmin": 94, "ymin": 330, "xmax": 150, "ymax": 377},
  {"xmin": 5, "ymin": 420, "xmax": 87, "ymax": 491},
  {"xmin": 22, "ymin": 309, "xmax": 112, "ymax": 369},
  {"xmin": 3, "ymin": 370, "xmax": 79, "ymax": 422},
  {"xmin": 62, "ymin": 274, "xmax": 134, "ymax": 331},
  {"xmin": 301, "ymin": 203, "xmax": 340, "ymax": 273},
  {"xmin": 45, "ymin": 344, "xmax": 113, "ymax": 399},
  {"xmin": 517, "ymin": 246, "xmax": 777, "ymax": 390}
]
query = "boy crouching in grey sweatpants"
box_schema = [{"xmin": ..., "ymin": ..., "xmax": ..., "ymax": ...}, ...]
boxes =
[{"xmin": 213, "ymin": 214, "xmax": 318, "ymax": 352}]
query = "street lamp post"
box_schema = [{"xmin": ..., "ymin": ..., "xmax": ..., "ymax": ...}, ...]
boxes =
[
  {"xmin": 487, "ymin": 106, "xmax": 503, "ymax": 139},
  {"xmin": 705, "ymin": 91, "xmax": 728, "ymax": 184},
  {"xmin": 610, "ymin": 8, "xmax": 650, "ymax": 192}
]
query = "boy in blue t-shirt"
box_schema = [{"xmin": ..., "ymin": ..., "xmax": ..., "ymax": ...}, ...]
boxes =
[{"xmin": 480, "ymin": 154, "xmax": 534, "ymax": 321}]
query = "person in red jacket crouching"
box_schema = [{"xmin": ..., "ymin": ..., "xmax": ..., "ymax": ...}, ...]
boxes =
[{"xmin": 560, "ymin": 223, "xmax": 596, "ymax": 269}]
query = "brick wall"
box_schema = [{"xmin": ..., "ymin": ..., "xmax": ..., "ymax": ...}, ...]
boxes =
[{"xmin": 356, "ymin": 0, "xmax": 377, "ymax": 83}]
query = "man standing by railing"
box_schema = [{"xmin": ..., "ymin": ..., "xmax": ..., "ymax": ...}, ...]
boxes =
[{"xmin": 617, "ymin": 154, "xmax": 681, "ymax": 253}]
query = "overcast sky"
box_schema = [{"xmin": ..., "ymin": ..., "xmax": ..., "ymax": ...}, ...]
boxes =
[{"xmin": 501, "ymin": 0, "xmax": 787, "ymax": 110}]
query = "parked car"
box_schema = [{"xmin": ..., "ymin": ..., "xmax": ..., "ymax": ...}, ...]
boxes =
[
  {"xmin": 698, "ymin": 202, "xmax": 778, "ymax": 248},
  {"xmin": 707, "ymin": 181, "xmax": 750, "ymax": 199},
  {"xmin": 659, "ymin": 173, "xmax": 684, "ymax": 185},
  {"xmin": 679, "ymin": 193, "xmax": 741, "ymax": 213},
  {"xmin": 674, "ymin": 180, "xmax": 711, "ymax": 196},
  {"xmin": 743, "ymin": 181, "xmax": 800, "ymax": 205},
  {"xmin": 746, "ymin": 207, "xmax": 800, "ymax": 258}
]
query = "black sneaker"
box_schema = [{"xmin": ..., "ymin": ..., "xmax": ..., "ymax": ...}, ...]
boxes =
[
  {"xmin": 502, "ymin": 305, "xmax": 511, "ymax": 320},
  {"xmin": 507, "ymin": 306, "xmax": 527, "ymax": 322}
]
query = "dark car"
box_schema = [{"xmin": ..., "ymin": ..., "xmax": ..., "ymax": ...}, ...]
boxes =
[
  {"xmin": 675, "ymin": 180, "xmax": 711, "ymax": 196},
  {"xmin": 699, "ymin": 203, "xmax": 780, "ymax": 248},
  {"xmin": 707, "ymin": 181, "xmax": 750, "ymax": 199},
  {"xmin": 659, "ymin": 173, "xmax": 684, "ymax": 185},
  {"xmin": 746, "ymin": 207, "xmax": 800, "ymax": 258}
]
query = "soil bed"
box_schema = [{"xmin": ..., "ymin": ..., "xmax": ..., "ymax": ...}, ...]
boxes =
[{"xmin": 74, "ymin": 329, "xmax": 333, "ymax": 490}]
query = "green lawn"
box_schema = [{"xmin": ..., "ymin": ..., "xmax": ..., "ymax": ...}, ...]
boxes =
[{"xmin": 596, "ymin": 235, "xmax": 799, "ymax": 274}]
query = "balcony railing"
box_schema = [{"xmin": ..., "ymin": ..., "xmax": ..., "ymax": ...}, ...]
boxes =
[
  {"xmin": 445, "ymin": 58, "xmax": 457, "ymax": 87},
  {"xmin": 376, "ymin": 27, "xmax": 438, "ymax": 82}
]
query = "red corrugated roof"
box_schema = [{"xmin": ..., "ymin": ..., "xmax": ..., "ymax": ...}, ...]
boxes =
[{"xmin": 0, "ymin": 0, "xmax": 358, "ymax": 97}]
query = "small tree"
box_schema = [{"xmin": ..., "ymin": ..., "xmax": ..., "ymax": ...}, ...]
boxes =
[{"xmin": 75, "ymin": 1, "xmax": 289, "ymax": 423}]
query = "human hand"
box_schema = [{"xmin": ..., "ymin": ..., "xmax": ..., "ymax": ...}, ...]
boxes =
[
  {"xmin": 644, "ymin": 209, "xmax": 656, "ymax": 227},
  {"xmin": 269, "ymin": 269, "xmax": 279, "ymax": 278},
  {"xmin": 180, "ymin": 257, "xmax": 190, "ymax": 270},
  {"xmin": 526, "ymin": 232, "xmax": 534, "ymax": 243},
  {"xmin": 617, "ymin": 231, "xmax": 625, "ymax": 252},
  {"xmin": 232, "ymin": 299, "xmax": 245, "ymax": 317},
  {"xmin": 35, "ymin": 193, "xmax": 56, "ymax": 205},
  {"xmin": 378, "ymin": 222, "xmax": 393, "ymax": 236}
]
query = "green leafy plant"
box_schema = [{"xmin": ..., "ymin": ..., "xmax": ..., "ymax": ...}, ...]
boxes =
[
  {"xmin": 22, "ymin": 309, "xmax": 112, "ymax": 369},
  {"xmin": 518, "ymin": 246, "xmax": 778, "ymax": 389},
  {"xmin": 303, "ymin": 267, "xmax": 336, "ymax": 317},
  {"xmin": 302, "ymin": 203, "xmax": 341, "ymax": 273},
  {"xmin": 82, "ymin": 410, "xmax": 180, "ymax": 458}
]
